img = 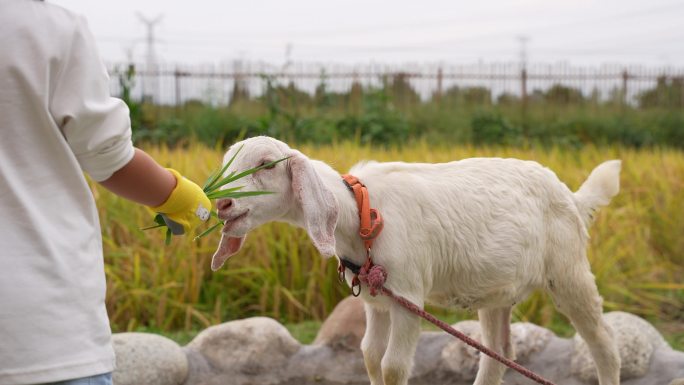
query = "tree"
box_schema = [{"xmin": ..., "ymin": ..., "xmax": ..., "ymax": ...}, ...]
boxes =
[
  {"xmin": 638, "ymin": 76, "xmax": 683, "ymax": 108},
  {"xmin": 544, "ymin": 84, "xmax": 584, "ymax": 105}
]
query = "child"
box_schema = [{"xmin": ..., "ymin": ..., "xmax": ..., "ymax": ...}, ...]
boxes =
[{"xmin": 0, "ymin": 1, "xmax": 210, "ymax": 384}]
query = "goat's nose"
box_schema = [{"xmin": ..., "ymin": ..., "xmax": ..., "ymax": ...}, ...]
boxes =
[{"xmin": 217, "ymin": 198, "xmax": 234, "ymax": 212}]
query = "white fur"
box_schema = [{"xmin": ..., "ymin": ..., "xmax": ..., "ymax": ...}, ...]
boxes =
[{"xmin": 212, "ymin": 136, "xmax": 622, "ymax": 385}]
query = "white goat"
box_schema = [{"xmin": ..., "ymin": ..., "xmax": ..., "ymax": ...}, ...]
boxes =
[{"xmin": 211, "ymin": 136, "xmax": 622, "ymax": 385}]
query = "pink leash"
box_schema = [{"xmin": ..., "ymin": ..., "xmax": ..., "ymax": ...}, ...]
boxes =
[{"xmin": 360, "ymin": 264, "xmax": 557, "ymax": 385}]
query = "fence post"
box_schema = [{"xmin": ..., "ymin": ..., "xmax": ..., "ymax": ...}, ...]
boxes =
[
  {"xmin": 350, "ymin": 71, "xmax": 361, "ymax": 114},
  {"xmin": 174, "ymin": 68, "xmax": 182, "ymax": 108},
  {"xmin": 436, "ymin": 67, "xmax": 443, "ymax": 104},
  {"xmin": 621, "ymin": 69, "xmax": 629, "ymax": 106}
]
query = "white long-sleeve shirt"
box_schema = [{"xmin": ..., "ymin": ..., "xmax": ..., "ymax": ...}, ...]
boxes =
[{"xmin": 0, "ymin": 1, "xmax": 134, "ymax": 383}]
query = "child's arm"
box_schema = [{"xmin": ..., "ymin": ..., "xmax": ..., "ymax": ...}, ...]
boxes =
[{"xmin": 99, "ymin": 148, "xmax": 176, "ymax": 207}]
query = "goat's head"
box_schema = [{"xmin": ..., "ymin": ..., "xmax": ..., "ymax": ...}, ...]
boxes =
[{"xmin": 211, "ymin": 136, "xmax": 338, "ymax": 271}]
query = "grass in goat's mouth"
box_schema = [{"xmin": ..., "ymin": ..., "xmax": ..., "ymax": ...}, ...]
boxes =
[{"xmin": 142, "ymin": 145, "xmax": 289, "ymax": 244}]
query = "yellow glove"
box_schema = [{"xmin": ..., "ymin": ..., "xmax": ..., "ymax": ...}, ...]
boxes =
[{"xmin": 152, "ymin": 169, "xmax": 211, "ymax": 235}]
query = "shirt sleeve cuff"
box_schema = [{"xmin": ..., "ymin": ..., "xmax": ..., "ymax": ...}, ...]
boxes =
[{"xmin": 82, "ymin": 138, "xmax": 135, "ymax": 182}]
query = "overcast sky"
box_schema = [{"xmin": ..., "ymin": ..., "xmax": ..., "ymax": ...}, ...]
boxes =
[{"xmin": 53, "ymin": 0, "xmax": 684, "ymax": 67}]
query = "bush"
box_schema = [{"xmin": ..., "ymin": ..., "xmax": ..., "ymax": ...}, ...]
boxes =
[
  {"xmin": 471, "ymin": 112, "xmax": 522, "ymax": 146},
  {"xmin": 119, "ymin": 75, "xmax": 684, "ymax": 149},
  {"xmin": 335, "ymin": 89, "xmax": 410, "ymax": 145}
]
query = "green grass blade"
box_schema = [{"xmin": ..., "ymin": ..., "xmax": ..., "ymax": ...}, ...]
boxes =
[
  {"xmin": 207, "ymin": 186, "xmax": 243, "ymax": 195},
  {"xmin": 206, "ymin": 190, "xmax": 274, "ymax": 200},
  {"xmin": 208, "ymin": 156, "xmax": 289, "ymax": 192},
  {"xmin": 203, "ymin": 144, "xmax": 244, "ymax": 191},
  {"xmin": 141, "ymin": 223, "xmax": 166, "ymax": 231},
  {"xmin": 164, "ymin": 228, "xmax": 172, "ymax": 245},
  {"xmin": 202, "ymin": 169, "xmax": 220, "ymax": 191},
  {"xmin": 141, "ymin": 213, "xmax": 171, "ymax": 231},
  {"xmin": 193, "ymin": 220, "xmax": 224, "ymax": 241}
]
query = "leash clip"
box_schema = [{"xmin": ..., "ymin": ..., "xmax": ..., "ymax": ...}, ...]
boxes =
[
  {"xmin": 337, "ymin": 263, "xmax": 346, "ymax": 284},
  {"xmin": 351, "ymin": 276, "xmax": 361, "ymax": 297}
]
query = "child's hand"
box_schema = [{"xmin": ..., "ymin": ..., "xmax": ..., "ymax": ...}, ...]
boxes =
[{"xmin": 152, "ymin": 169, "xmax": 211, "ymax": 235}]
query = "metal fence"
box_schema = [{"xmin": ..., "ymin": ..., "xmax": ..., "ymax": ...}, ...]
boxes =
[{"xmin": 106, "ymin": 61, "xmax": 684, "ymax": 108}]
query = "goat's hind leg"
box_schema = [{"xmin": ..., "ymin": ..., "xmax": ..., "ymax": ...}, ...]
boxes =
[
  {"xmin": 550, "ymin": 267, "xmax": 620, "ymax": 385},
  {"xmin": 473, "ymin": 306, "xmax": 514, "ymax": 385}
]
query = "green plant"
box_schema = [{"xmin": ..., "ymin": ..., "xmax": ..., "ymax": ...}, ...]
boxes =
[
  {"xmin": 111, "ymin": 66, "xmax": 684, "ymax": 149},
  {"xmin": 471, "ymin": 111, "xmax": 522, "ymax": 145},
  {"xmin": 117, "ymin": 64, "xmax": 144, "ymax": 133}
]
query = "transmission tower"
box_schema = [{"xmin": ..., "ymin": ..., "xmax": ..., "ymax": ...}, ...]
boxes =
[
  {"xmin": 518, "ymin": 35, "xmax": 529, "ymax": 71},
  {"xmin": 517, "ymin": 35, "xmax": 530, "ymax": 137},
  {"xmin": 137, "ymin": 12, "xmax": 163, "ymax": 102}
]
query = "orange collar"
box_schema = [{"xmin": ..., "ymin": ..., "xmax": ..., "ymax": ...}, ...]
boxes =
[
  {"xmin": 339, "ymin": 174, "xmax": 385, "ymax": 296},
  {"xmin": 341, "ymin": 174, "xmax": 384, "ymax": 251}
]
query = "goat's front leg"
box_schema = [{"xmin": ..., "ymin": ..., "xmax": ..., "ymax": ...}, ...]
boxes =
[
  {"xmin": 381, "ymin": 299, "xmax": 422, "ymax": 385},
  {"xmin": 361, "ymin": 303, "xmax": 391, "ymax": 385}
]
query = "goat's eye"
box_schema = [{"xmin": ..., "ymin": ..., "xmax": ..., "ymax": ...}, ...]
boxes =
[{"xmin": 259, "ymin": 160, "xmax": 276, "ymax": 170}]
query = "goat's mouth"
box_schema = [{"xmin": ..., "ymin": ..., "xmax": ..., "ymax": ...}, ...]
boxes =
[{"xmin": 221, "ymin": 210, "xmax": 249, "ymax": 233}]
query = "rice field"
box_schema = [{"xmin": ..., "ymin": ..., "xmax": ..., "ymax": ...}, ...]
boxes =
[{"xmin": 94, "ymin": 141, "xmax": 684, "ymax": 343}]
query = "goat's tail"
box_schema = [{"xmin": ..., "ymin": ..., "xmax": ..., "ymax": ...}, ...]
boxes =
[{"xmin": 573, "ymin": 160, "xmax": 621, "ymax": 228}]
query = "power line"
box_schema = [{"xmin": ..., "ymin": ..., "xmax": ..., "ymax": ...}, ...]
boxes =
[
  {"xmin": 176, "ymin": 1, "xmax": 684, "ymax": 41},
  {"xmin": 91, "ymin": 3, "xmax": 684, "ymax": 65},
  {"xmin": 94, "ymin": 2, "xmax": 684, "ymax": 48}
]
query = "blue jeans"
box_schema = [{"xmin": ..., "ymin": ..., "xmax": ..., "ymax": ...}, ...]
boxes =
[{"xmin": 44, "ymin": 372, "xmax": 112, "ymax": 385}]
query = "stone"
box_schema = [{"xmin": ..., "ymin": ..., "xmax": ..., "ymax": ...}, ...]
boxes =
[
  {"xmin": 285, "ymin": 344, "xmax": 369, "ymax": 385},
  {"xmin": 112, "ymin": 332, "xmax": 188, "ymax": 385},
  {"xmin": 184, "ymin": 317, "xmax": 301, "ymax": 374},
  {"xmin": 510, "ymin": 322, "xmax": 555, "ymax": 361},
  {"xmin": 571, "ymin": 311, "xmax": 669, "ymax": 381},
  {"xmin": 175, "ymin": 311, "xmax": 684, "ymax": 385},
  {"xmin": 439, "ymin": 320, "xmax": 554, "ymax": 380},
  {"xmin": 440, "ymin": 320, "xmax": 482, "ymax": 378},
  {"xmin": 313, "ymin": 296, "xmax": 366, "ymax": 351}
]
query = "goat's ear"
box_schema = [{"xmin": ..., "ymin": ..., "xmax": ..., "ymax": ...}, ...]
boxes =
[
  {"xmin": 211, "ymin": 235, "xmax": 245, "ymax": 271},
  {"xmin": 289, "ymin": 151, "xmax": 338, "ymax": 257}
]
